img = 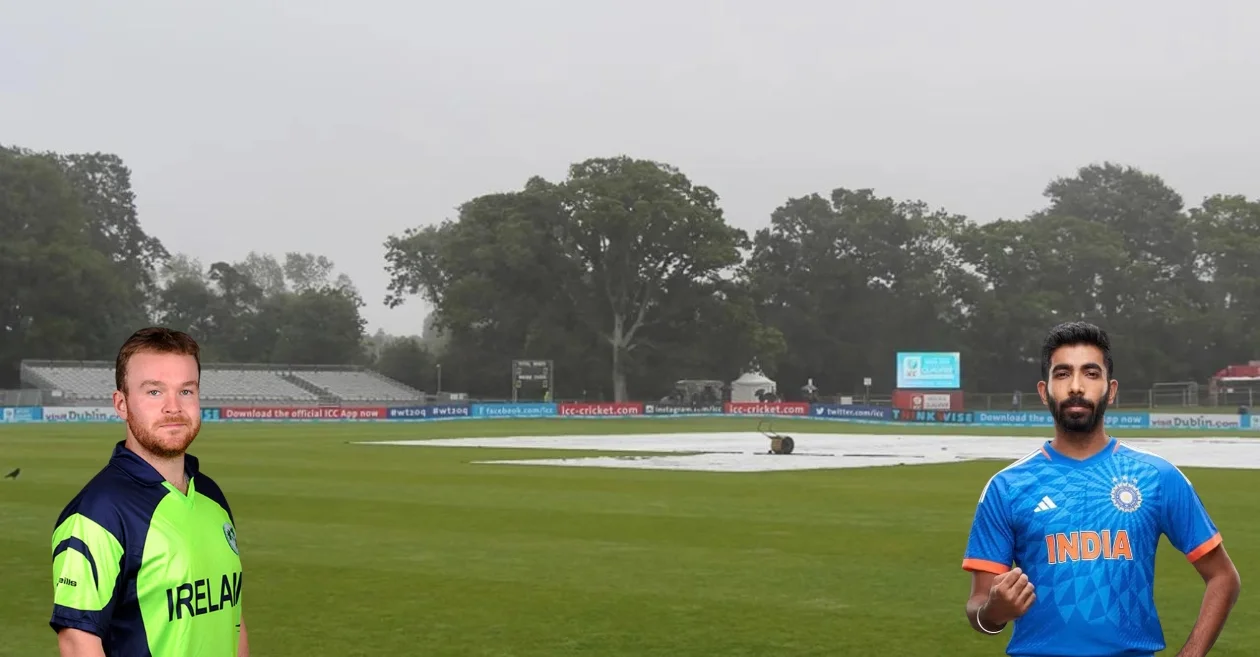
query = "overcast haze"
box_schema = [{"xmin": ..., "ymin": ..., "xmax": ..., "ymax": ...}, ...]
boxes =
[{"xmin": 4, "ymin": 0, "xmax": 1258, "ymax": 336}]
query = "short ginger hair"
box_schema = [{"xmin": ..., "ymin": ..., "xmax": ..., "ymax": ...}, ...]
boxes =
[{"xmin": 114, "ymin": 327, "xmax": 202, "ymax": 393}]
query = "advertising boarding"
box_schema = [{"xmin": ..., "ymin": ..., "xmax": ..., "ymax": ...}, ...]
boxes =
[
  {"xmin": 1, "ymin": 406, "xmax": 44, "ymax": 423},
  {"xmin": 387, "ymin": 404, "xmax": 472, "ymax": 420},
  {"xmin": 43, "ymin": 407, "xmax": 122, "ymax": 423},
  {"xmin": 1148, "ymin": 413, "xmax": 1244, "ymax": 430},
  {"xmin": 724, "ymin": 401, "xmax": 809, "ymax": 416},
  {"xmin": 7, "ymin": 398, "xmax": 1250, "ymax": 435},
  {"xmin": 896, "ymin": 352, "xmax": 961, "ymax": 389},
  {"xmin": 971, "ymin": 410, "xmax": 1150, "ymax": 429},
  {"xmin": 558, "ymin": 402, "xmax": 644, "ymax": 417},
  {"xmin": 470, "ymin": 403, "xmax": 557, "ymax": 418},
  {"xmin": 217, "ymin": 406, "xmax": 387, "ymax": 421},
  {"xmin": 643, "ymin": 402, "xmax": 724, "ymax": 416},
  {"xmin": 810, "ymin": 404, "xmax": 894, "ymax": 421}
]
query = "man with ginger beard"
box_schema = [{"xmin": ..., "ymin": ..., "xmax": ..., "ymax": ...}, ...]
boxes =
[
  {"xmin": 960, "ymin": 322, "xmax": 1241, "ymax": 657},
  {"xmin": 49, "ymin": 327, "xmax": 249, "ymax": 657}
]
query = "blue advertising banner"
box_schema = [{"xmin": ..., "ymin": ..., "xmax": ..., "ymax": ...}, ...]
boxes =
[
  {"xmin": 971, "ymin": 410, "xmax": 1054, "ymax": 427},
  {"xmin": 388, "ymin": 407, "xmax": 427, "ymax": 419},
  {"xmin": 971, "ymin": 410, "xmax": 1149, "ymax": 429},
  {"xmin": 1, "ymin": 406, "xmax": 44, "ymax": 423},
  {"xmin": 1104, "ymin": 412, "xmax": 1149, "ymax": 429},
  {"xmin": 388, "ymin": 404, "xmax": 472, "ymax": 420},
  {"xmin": 896, "ymin": 352, "xmax": 961, "ymax": 389},
  {"xmin": 810, "ymin": 404, "xmax": 895, "ymax": 421},
  {"xmin": 202, "ymin": 408, "xmax": 221, "ymax": 421},
  {"xmin": 470, "ymin": 403, "xmax": 557, "ymax": 419},
  {"xmin": 643, "ymin": 402, "xmax": 724, "ymax": 416}
]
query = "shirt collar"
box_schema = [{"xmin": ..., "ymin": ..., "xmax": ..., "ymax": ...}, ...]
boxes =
[
  {"xmin": 109, "ymin": 440, "xmax": 200, "ymax": 485},
  {"xmin": 1042, "ymin": 435, "xmax": 1118, "ymax": 467}
]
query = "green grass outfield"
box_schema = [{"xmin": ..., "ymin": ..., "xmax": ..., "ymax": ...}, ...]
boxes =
[{"xmin": 1, "ymin": 418, "xmax": 1256, "ymax": 656}]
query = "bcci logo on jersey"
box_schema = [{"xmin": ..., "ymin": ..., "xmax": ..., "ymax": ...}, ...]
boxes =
[
  {"xmin": 1110, "ymin": 476, "xmax": 1143, "ymax": 513},
  {"xmin": 223, "ymin": 523, "xmax": 238, "ymax": 555}
]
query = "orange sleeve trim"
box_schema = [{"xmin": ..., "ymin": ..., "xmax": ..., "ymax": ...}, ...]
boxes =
[
  {"xmin": 1186, "ymin": 533, "xmax": 1222, "ymax": 563},
  {"xmin": 962, "ymin": 558, "xmax": 1010, "ymax": 574}
]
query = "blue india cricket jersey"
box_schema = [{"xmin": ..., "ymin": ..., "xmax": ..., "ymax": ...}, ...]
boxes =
[{"xmin": 962, "ymin": 437, "xmax": 1223, "ymax": 657}]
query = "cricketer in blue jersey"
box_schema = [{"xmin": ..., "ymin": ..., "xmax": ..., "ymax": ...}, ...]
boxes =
[{"xmin": 962, "ymin": 322, "xmax": 1241, "ymax": 657}]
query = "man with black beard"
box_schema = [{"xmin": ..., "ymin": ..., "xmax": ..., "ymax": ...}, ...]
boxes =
[
  {"xmin": 49, "ymin": 327, "xmax": 250, "ymax": 657},
  {"xmin": 959, "ymin": 322, "xmax": 1241, "ymax": 657}
]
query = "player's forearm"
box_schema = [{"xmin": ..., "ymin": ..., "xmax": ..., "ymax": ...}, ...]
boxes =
[
  {"xmin": 1175, "ymin": 571, "xmax": 1242, "ymax": 657},
  {"xmin": 57, "ymin": 629, "xmax": 107, "ymax": 657},
  {"xmin": 965, "ymin": 594, "xmax": 1006, "ymax": 634},
  {"xmin": 238, "ymin": 616, "xmax": 250, "ymax": 657}
]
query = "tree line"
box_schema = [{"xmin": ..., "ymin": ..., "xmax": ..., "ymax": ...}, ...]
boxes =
[
  {"xmin": 4, "ymin": 144, "xmax": 1258, "ymax": 400},
  {"xmin": 0, "ymin": 144, "xmax": 437, "ymax": 392}
]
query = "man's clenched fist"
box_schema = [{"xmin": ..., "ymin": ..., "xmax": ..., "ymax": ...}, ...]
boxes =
[{"xmin": 983, "ymin": 567, "xmax": 1037, "ymax": 626}]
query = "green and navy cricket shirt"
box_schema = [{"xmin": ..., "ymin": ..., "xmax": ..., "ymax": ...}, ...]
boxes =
[{"xmin": 50, "ymin": 441, "xmax": 244, "ymax": 656}]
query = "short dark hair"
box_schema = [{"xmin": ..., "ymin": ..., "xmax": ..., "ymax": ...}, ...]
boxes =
[
  {"xmin": 115, "ymin": 327, "xmax": 202, "ymax": 393},
  {"xmin": 1040, "ymin": 321, "xmax": 1113, "ymax": 381}
]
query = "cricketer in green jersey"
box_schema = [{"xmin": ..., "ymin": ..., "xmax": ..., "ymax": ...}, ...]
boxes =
[{"xmin": 50, "ymin": 327, "xmax": 249, "ymax": 657}]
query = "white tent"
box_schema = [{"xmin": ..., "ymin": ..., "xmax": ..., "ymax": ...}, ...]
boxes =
[{"xmin": 730, "ymin": 371, "xmax": 777, "ymax": 403}]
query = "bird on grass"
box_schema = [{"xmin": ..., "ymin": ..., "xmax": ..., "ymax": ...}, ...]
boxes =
[{"xmin": 3, "ymin": 468, "xmax": 20, "ymax": 480}]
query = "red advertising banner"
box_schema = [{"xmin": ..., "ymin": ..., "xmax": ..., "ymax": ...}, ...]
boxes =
[
  {"xmin": 891, "ymin": 390, "xmax": 964, "ymax": 411},
  {"xmin": 219, "ymin": 406, "xmax": 387, "ymax": 420},
  {"xmin": 557, "ymin": 402, "xmax": 644, "ymax": 417},
  {"xmin": 723, "ymin": 402, "xmax": 809, "ymax": 415}
]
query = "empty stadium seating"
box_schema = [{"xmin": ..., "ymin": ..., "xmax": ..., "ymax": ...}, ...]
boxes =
[
  {"xmin": 289, "ymin": 370, "xmax": 421, "ymax": 402},
  {"xmin": 199, "ymin": 369, "xmax": 319, "ymax": 402},
  {"xmin": 20, "ymin": 361, "xmax": 423, "ymax": 405},
  {"xmin": 28, "ymin": 365, "xmax": 116, "ymax": 401}
]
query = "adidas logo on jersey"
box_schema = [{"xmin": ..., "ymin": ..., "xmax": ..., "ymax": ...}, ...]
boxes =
[{"xmin": 1033, "ymin": 496, "xmax": 1057, "ymax": 513}]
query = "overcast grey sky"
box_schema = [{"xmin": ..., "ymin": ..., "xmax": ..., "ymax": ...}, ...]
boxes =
[{"xmin": 4, "ymin": 0, "xmax": 1258, "ymax": 336}]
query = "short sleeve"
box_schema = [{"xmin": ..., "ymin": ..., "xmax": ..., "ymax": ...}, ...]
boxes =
[
  {"xmin": 49, "ymin": 512, "xmax": 125, "ymax": 637},
  {"xmin": 962, "ymin": 476, "xmax": 1015, "ymax": 574},
  {"xmin": 1158, "ymin": 465, "xmax": 1222, "ymax": 563}
]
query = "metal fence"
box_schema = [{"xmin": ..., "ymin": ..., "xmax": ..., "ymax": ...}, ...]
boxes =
[{"xmin": 0, "ymin": 389, "xmax": 46, "ymax": 407}]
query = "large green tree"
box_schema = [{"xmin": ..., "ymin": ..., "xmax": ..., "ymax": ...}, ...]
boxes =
[
  {"xmin": 385, "ymin": 156, "xmax": 771, "ymax": 401},
  {"xmin": 745, "ymin": 188, "xmax": 973, "ymax": 395},
  {"xmin": 383, "ymin": 158, "xmax": 1260, "ymax": 401},
  {"xmin": 371, "ymin": 336, "xmax": 438, "ymax": 393},
  {"xmin": 955, "ymin": 214, "xmax": 1129, "ymax": 390},
  {"xmin": 1190, "ymin": 194, "xmax": 1260, "ymax": 369},
  {"xmin": 153, "ymin": 251, "xmax": 368, "ymax": 365},
  {"xmin": 956, "ymin": 163, "xmax": 1226, "ymax": 393},
  {"xmin": 0, "ymin": 146, "xmax": 162, "ymax": 387}
]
